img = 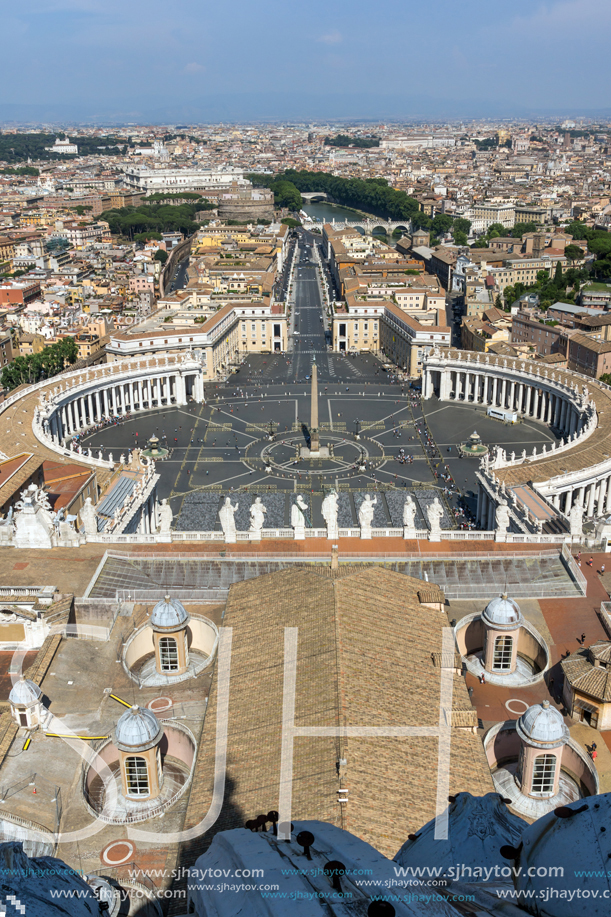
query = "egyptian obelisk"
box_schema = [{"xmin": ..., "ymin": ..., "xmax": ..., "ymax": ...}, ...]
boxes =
[{"xmin": 310, "ymin": 356, "xmax": 319, "ymax": 453}]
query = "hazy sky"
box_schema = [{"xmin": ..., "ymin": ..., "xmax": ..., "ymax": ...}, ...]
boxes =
[{"xmin": 2, "ymin": 0, "xmax": 609, "ymax": 121}]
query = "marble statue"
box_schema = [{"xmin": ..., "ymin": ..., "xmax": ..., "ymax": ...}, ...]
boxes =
[
  {"xmin": 321, "ymin": 489, "xmax": 339, "ymax": 539},
  {"xmin": 427, "ymin": 497, "xmax": 444, "ymax": 542},
  {"xmin": 76, "ymin": 496, "xmax": 97, "ymax": 537},
  {"xmin": 569, "ymin": 502, "xmax": 583, "ymax": 538},
  {"xmin": 403, "ymin": 494, "xmax": 417, "ymax": 537},
  {"xmin": 495, "ymin": 501, "xmax": 510, "ymax": 541},
  {"xmin": 13, "ymin": 485, "xmax": 54, "ymax": 549},
  {"xmin": 291, "ymin": 495, "xmax": 308, "ymax": 540},
  {"xmin": 249, "ymin": 497, "xmax": 266, "ymax": 537},
  {"xmin": 158, "ymin": 498, "xmax": 173, "ymax": 535},
  {"xmin": 358, "ymin": 494, "xmax": 377, "ymax": 539},
  {"xmin": 219, "ymin": 496, "xmax": 238, "ymax": 543}
]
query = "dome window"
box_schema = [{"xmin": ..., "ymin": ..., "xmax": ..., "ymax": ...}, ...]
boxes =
[
  {"xmin": 493, "ymin": 635, "xmax": 513, "ymax": 671},
  {"xmin": 530, "ymin": 754, "xmax": 557, "ymax": 797},
  {"xmin": 159, "ymin": 636, "xmax": 179, "ymax": 672},
  {"xmin": 124, "ymin": 755, "xmax": 150, "ymax": 797}
]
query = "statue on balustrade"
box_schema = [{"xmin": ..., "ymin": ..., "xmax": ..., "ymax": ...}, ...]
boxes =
[
  {"xmin": 79, "ymin": 497, "xmax": 98, "ymax": 535},
  {"xmin": 569, "ymin": 501, "xmax": 583, "ymax": 538},
  {"xmin": 403, "ymin": 494, "xmax": 417, "ymax": 537},
  {"xmin": 358, "ymin": 494, "xmax": 377, "ymax": 538},
  {"xmin": 291, "ymin": 495, "xmax": 309, "ymax": 539},
  {"xmin": 219, "ymin": 496, "xmax": 238, "ymax": 542},
  {"xmin": 495, "ymin": 501, "xmax": 510, "ymax": 536},
  {"xmin": 427, "ymin": 497, "xmax": 444, "ymax": 539},
  {"xmin": 249, "ymin": 497, "xmax": 266, "ymax": 535},
  {"xmin": 322, "ymin": 489, "xmax": 339, "ymax": 539},
  {"xmin": 158, "ymin": 499, "xmax": 173, "ymax": 535}
]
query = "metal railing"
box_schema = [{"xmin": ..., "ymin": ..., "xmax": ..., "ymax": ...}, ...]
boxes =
[{"xmin": 82, "ymin": 720, "xmax": 197, "ymax": 826}]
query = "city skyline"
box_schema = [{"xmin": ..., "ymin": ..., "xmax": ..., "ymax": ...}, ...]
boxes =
[{"xmin": 2, "ymin": 0, "xmax": 610, "ymax": 123}]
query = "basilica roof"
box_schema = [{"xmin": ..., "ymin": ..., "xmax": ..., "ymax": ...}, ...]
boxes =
[{"xmin": 182, "ymin": 564, "xmax": 492, "ymax": 862}]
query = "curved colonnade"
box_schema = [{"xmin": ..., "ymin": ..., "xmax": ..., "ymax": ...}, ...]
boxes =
[
  {"xmin": 423, "ymin": 349, "xmax": 611, "ymax": 525},
  {"xmin": 30, "ymin": 352, "xmax": 207, "ymax": 470}
]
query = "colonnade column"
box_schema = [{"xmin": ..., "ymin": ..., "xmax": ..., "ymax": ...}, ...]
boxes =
[{"xmin": 487, "ymin": 497, "xmax": 495, "ymax": 530}]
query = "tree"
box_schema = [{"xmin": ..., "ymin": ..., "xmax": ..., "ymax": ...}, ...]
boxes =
[
  {"xmin": 154, "ymin": 249, "xmax": 168, "ymax": 264},
  {"xmin": 600, "ymin": 373, "xmax": 611, "ymax": 385},
  {"xmin": 565, "ymin": 244, "xmax": 584, "ymax": 262},
  {"xmin": 453, "ymin": 217, "xmax": 471, "ymax": 235},
  {"xmin": 553, "ymin": 261, "xmax": 564, "ymax": 286},
  {"xmin": 270, "ymin": 180, "xmax": 303, "ymax": 211},
  {"xmin": 281, "ymin": 217, "xmax": 301, "ymax": 228},
  {"xmin": 431, "ymin": 213, "xmax": 453, "ymax": 236},
  {"xmin": 512, "ymin": 222, "xmax": 540, "ymax": 238},
  {"xmin": 487, "ymin": 223, "xmax": 506, "ymax": 236},
  {"xmin": 453, "ymin": 231, "xmax": 468, "ymax": 246},
  {"xmin": 134, "ymin": 231, "xmax": 163, "ymax": 242}
]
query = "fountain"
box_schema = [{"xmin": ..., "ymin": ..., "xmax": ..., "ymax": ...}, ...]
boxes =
[
  {"xmin": 459, "ymin": 430, "xmax": 489, "ymax": 458},
  {"xmin": 141, "ymin": 434, "xmax": 169, "ymax": 460}
]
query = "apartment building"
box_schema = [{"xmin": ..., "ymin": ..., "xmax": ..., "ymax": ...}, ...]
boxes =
[
  {"xmin": 567, "ymin": 333, "xmax": 611, "ymax": 378},
  {"xmin": 106, "ymin": 300, "xmax": 287, "ymax": 375},
  {"xmin": 464, "ymin": 202, "xmax": 516, "ymax": 233},
  {"xmin": 511, "ymin": 310, "xmax": 569, "ymax": 357},
  {"xmin": 332, "ymin": 300, "xmax": 450, "ymax": 375},
  {"xmin": 122, "ymin": 166, "xmax": 248, "ymax": 193},
  {"xmin": 489, "ymin": 255, "xmax": 569, "ymax": 292},
  {"xmin": 580, "ymin": 284, "xmax": 611, "ymax": 308}
]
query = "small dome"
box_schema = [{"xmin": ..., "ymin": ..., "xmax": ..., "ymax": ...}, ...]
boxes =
[
  {"xmin": 150, "ymin": 594, "xmax": 188, "ymax": 631},
  {"xmin": 482, "ymin": 593, "xmax": 522, "ymax": 628},
  {"xmin": 114, "ymin": 705, "xmax": 163, "ymax": 752},
  {"xmin": 516, "ymin": 700, "xmax": 569, "ymax": 749},
  {"xmin": 9, "ymin": 676, "xmax": 41, "ymax": 707}
]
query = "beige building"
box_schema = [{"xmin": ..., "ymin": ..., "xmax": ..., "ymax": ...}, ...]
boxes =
[
  {"xmin": 333, "ymin": 300, "xmax": 451, "ymax": 375},
  {"xmin": 461, "ymin": 317, "xmax": 510, "ymax": 353}
]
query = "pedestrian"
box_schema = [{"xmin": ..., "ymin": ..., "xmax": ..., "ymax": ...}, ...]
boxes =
[
  {"xmin": 592, "ymin": 749, "xmax": 598, "ymax": 762},
  {"xmin": 580, "ymin": 632, "xmax": 586, "ymax": 645},
  {"xmin": 592, "ymin": 742, "xmax": 597, "ymax": 751},
  {"xmin": 602, "ymin": 564, "xmax": 606, "ymax": 575},
  {"xmin": 588, "ymin": 557, "xmax": 594, "ymax": 567}
]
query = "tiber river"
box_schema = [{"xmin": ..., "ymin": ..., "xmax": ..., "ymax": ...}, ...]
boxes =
[{"xmin": 301, "ymin": 201, "xmax": 367, "ymax": 223}]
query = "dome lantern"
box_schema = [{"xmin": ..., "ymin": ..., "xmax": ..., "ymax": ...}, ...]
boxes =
[
  {"xmin": 515, "ymin": 701, "xmax": 569, "ymax": 799},
  {"xmin": 482, "ymin": 594, "xmax": 524, "ymax": 675},
  {"xmin": 150, "ymin": 595, "xmax": 190, "ymax": 677},
  {"xmin": 114, "ymin": 705, "xmax": 164, "ymax": 801},
  {"xmin": 9, "ymin": 675, "xmax": 44, "ymax": 728}
]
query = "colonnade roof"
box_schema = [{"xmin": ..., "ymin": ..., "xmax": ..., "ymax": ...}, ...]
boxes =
[{"xmin": 437, "ymin": 349, "xmax": 611, "ymax": 488}]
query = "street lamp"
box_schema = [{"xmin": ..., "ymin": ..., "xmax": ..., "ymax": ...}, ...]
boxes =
[
  {"xmin": 268, "ymin": 420, "xmax": 276, "ymax": 440},
  {"xmin": 355, "ymin": 419, "xmax": 361, "ymax": 440}
]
